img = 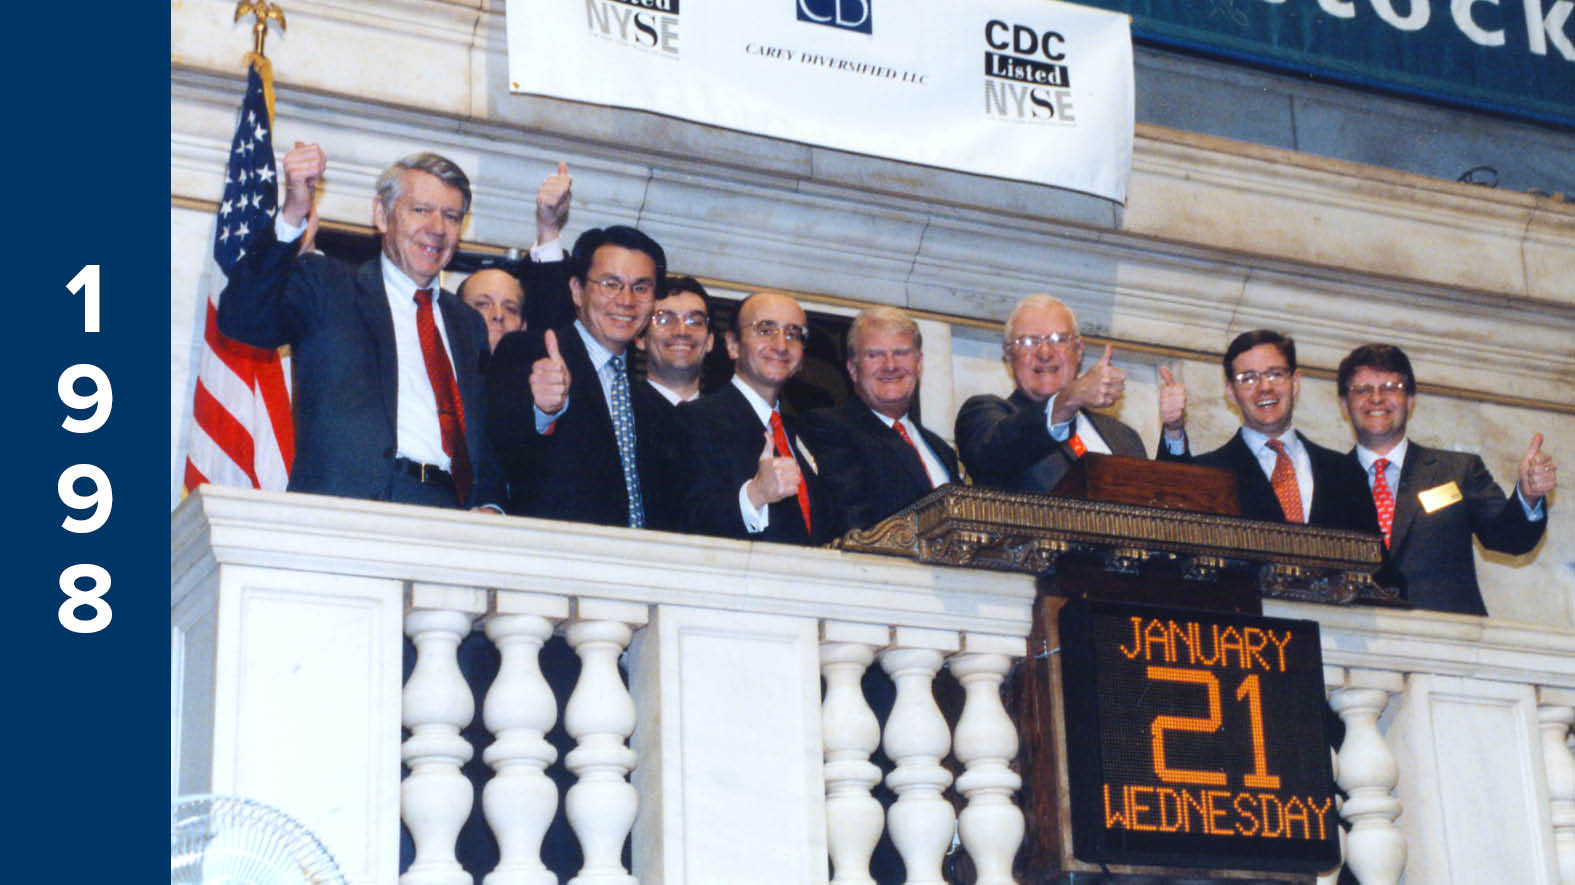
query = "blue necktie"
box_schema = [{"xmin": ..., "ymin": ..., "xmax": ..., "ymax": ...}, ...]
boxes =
[{"xmin": 609, "ymin": 354, "xmax": 645, "ymax": 528}]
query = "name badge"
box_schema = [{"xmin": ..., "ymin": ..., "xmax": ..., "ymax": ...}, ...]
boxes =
[
  {"xmin": 794, "ymin": 435, "xmax": 819, "ymax": 474},
  {"xmin": 1417, "ymin": 481, "xmax": 1462, "ymax": 513}
]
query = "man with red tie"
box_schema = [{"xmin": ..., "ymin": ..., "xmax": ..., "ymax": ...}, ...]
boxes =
[
  {"xmin": 800, "ymin": 306, "xmax": 960, "ymax": 535},
  {"xmin": 1338, "ymin": 343, "xmax": 1555, "ymax": 615},
  {"xmin": 956, "ymin": 294, "xmax": 1170, "ymax": 493},
  {"xmin": 217, "ymin": 142, "xmax": 505, "ymax": 511},
  {"xmin": 1187, "ymin": 330, "xmax": 1378, "ymax": 533},
  {"xmin": 678, "ymin": 291, "xmax": 832, "ymax": 545}
]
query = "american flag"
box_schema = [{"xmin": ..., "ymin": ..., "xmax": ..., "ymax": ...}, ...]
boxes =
[{"xmin": 183, "ymin": 59, "xmax": 294, "ymax": 495}]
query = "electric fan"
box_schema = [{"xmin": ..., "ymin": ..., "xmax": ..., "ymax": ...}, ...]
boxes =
[{"xmin": 171, "ymin": 793, "xmax": 347, "ymax": 884}]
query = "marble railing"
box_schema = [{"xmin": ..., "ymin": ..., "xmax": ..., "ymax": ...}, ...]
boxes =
[{"xmin": 172, "ymin": 486, "xmax": 1575, "ymax": 884}]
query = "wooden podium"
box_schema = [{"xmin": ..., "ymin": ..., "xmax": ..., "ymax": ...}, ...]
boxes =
[{"xmin": 838, "ymin": 455, "xmax": 1396, "ymax": 883}]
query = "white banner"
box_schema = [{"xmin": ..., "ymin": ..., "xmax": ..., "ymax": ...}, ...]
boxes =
[{"xmin": 507, "ymin": 0, "xmax": 1135, "ymax": 203}]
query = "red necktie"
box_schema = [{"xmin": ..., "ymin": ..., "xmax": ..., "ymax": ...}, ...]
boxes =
[
  {"xmin": 1372, "ymin": 458, "xmax": 1394, "ymax": 547},
  {"xmin": 413, "ymin": 289, "xmax": 472, "ymax": 504},
  {"xmin": 1265, "ymin": 439, "xmax": 1303, "ymax": 524},
  {"xmin": 770, "ymin": 410, "xmax": 812, "ymax": 535},
  {"xmin": 892, "ymin": 420, "xmax": 938, "ymax": 489}
]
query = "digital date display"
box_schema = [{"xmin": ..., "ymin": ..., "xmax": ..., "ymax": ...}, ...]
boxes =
[{"xmin": 1058, "ymin": 598, "xmax": 1340, "ymax": 873}]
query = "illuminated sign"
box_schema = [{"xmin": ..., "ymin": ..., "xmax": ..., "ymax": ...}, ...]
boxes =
[{"xmin": 1058, "ymin": 598, "xmax": 1340, "ymax": 873}]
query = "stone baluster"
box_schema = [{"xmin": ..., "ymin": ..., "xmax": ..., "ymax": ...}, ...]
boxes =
[
  {"xmin": 564, "ymin": 599, "xmax": 647, "ymax": 885},
  {"xmin": 402, "ymin": 583, "xmax": 486, "ymax": 885},
  {"xmin": 1538, "ymin": 688, "xmax": 1575, "ymax": 885},
  {"xmin": 482, "ymin": 590, "xmax": 570, "ymax": 885},
  {"xmin": 948, "ymin": 634, "xmax": 1023, "ymax": 885},
  {"xmin": 1329, "ymin": 669, "xmax": 1405, "ymax": 885},
  {"xmin": 820, "ymin": 621, "xmax": 888, "ymax": 885},
  {"xmin": 1317, "ymin": 665, "xmax": 1346, "ymax": 885},
  {"xmin": 880, "ymin": 628, "xmax": 959, "ymax": 885}
]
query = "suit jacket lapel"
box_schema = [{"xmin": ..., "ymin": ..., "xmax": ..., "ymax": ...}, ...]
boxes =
[
  {"xmin": 355, "ymin": 260, "xmax": 399, "ymax": 442},
  {"xmin": 848, "ymin": 401, "xmax": 932, "ymax": 491},
  {"xmin": 559, "ymin": 326, "xmax": 616, "ymax": 442},
  {"xmin": 1389, "ymin": 445, "xmax": 1427, "ymax": 555},
  {"xmin": 1229, "ymin": 431, "xmax": 1280, "ymax": 520}
]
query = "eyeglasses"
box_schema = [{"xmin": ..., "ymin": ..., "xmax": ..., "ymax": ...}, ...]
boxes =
[
  {"xmin": 1011, "ymin": 332, "xmax": 1079, "ymax": 352},
  {"xmin": 1347, "ymin": 382, "xmax": 1408, "ymax": 397},
  {"xmin": 743, "ymin": 319, "xmax": 808, "ymax": 343},
  {"xmin": 856, "ymin": 347, "xmax": 917, "ymax": 363},
  {"xmin": 651, "ymin": 310, "xmax": 709, "ymax": 329},
  {"xmin": 586, "ymin": 276, "xmax": 656, "ymax": 299},
  {"xmin": 1231, "ymin": 367, "xmax": 1292, "ymax": 386}
]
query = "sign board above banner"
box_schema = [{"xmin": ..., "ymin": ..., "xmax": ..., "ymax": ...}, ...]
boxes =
[
  {"xmin": 1065, "ymin": 0, "xmax": 1573, "ymax": 128},
  {"xmin": 506, "ymin": 0, "xmax": 1136, "ymax": 203}
]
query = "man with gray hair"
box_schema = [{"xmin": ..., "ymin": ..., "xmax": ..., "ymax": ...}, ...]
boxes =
[
  {"xmin": 801, "ymin": 306, "xmax": 960, "ymax": 534},
  {"xmin": 218, "ymin": 141, "xmax": 508, "ymax": 510},
  {"xmin": 956, "ymin": 293, "xmax": 1183, "ymax": 493}
]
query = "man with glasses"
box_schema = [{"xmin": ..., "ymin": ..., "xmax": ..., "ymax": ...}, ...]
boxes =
[
  {"xmin": 1186, "ymin": 329, "xmax": 1378, "ymax": 532},
  {"xmin": 636, "ymin": 275, "xmax": 715, "ymax": 409},
  {"xmin": 678, "ymin": 291, "xmax": 830, "ymax": 544},
  {"xmin": 957, "ymin": 294, "xmax": 1168, "ymax": 493},
  {"xmin": 801, "ymin": 306, "xmax": 960, "ymax": 534},
  {"xmin": 1337, "ymin": 343, "xmax": 1555, "ymax": 614},
  {"xmin": 487, "ymin": 225, "xmax": 678, "ymax": 529}
]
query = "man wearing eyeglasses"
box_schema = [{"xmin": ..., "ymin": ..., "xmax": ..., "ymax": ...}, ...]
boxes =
[
  {"xmin": 487, "ymin": 224, "xmax": 678, "ymax": 529},
  {"xmin": 800, "ymin": 306, "xmax": 960, "ymax": 535},
  {"xmin": 1337, "ymin": 343, "xmax": 1555, "ymax": 615},
  {"xmin": 1188, "ymin": 329, "xmax": 1378, "ymax": 533},
  {"xmin": 678, "ymin": 291, "xmax": 830, "ymax": 545},
  {"xmin": 956, "ymin": 294, "xmax": 1166, "ymax": 493},
  {"xmin": 636, "ymin": 275, "xmax": 715, "ymax": 409}
]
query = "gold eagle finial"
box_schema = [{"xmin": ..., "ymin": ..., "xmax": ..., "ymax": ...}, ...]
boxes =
[{"xmin": 234, "ymin": 0, "xmax": 287, "ymax": 57}]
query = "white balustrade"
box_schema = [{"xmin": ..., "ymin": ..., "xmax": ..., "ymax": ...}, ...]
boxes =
[
  {"xmin": 880, "ymin": 630, "xmax": 959, "ymax": 885},
  {"xmin": 481, "ymin": 596, "xmax": 567, "ymax": 885},
  {"xmin": 401, "ymin": 603, "xmax": 481, "ymax": 885},
  {"xmin": 820, "ymin": 622, "xmax": 888, "ymax": 885},
  {"xmin": 1539, "ymin": 691, "xmax": 1575, "ymax": 885},
  {"xmin": 949, "ymin": 636, "xmax": 1024, "ymax": 885},
  {"xmin": 173, "ymin": 489, "xmax": 1575, "ymax": 885},
  {"xmin": 563, "ymin": 601, "xmax": 646, "ymax": 885},
  {"xmin": 1329, "ymin": 670, "xmax": 1405, "ymax": 885}
]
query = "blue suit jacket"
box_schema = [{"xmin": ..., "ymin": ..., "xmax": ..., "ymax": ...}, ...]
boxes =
[
  {"xmin": 800, "ymin": 397, "xmax": 960, "ymax": 535},
  {"xmin": 677, "ymin": 383, "xmax": 833, "ymax": 545},
  {"xmin": 1195, "ymin": 430, "xmax": 1378, "ymax": 534},
  {"xmin": 955, "ymin": 389, "xmax": 1146, "ymax": 493},
  {"xmin": 1357, "ymin": 443, "xmax": 1546, "ymax": 615},
  {"xmin": 216, "ymin": 225, "xmax": 504, "ymax": 508}
]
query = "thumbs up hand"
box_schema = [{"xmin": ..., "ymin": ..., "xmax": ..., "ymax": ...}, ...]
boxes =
[
  {"xmin": 1055, "ymin": 343, "xmax": 1126, "ymax": 422},
  {"xmin": 1158, "ymin": 364, "xmax": 1187, "ymax": 437},
  {"xmin": 746, "ymin": 429, "xmax": 802, "ymax": 509},
  {"xmin": 1519, "ymin": 432, "xmax": 1557, "ymax": 502},
  {"xmin": 530, "ymin": 328, "xmax": 572, "ymax": 415},
  {"xmin": 536, "ymin": 161, "xmax": 572, "ymax": 245},
  {"xmin": 280, "ymin": 141, "xmax": 326, "ymax": 227}
]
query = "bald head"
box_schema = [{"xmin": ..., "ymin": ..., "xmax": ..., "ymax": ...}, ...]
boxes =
[{"xmin": 460, "ymin": 268, "xmax": 525, "ymax": 350}]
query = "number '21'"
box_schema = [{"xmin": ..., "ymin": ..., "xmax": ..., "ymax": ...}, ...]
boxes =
[{"xmin": 1146, "ymin": 666, "xmax": 1281, "ymax": 790}]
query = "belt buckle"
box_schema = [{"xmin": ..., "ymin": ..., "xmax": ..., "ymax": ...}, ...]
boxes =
[{"xmin": 418, "ymin": 463, "xmax": 436, "ymax": 485}]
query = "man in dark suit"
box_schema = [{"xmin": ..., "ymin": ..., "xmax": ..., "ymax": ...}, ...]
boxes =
[
  {"xmin": 217, "ymin": 142, "xmax": 504, "ymax": 511},
  {"xmin": 801, "ymin": 306, "xmax": 959, "ymax": 535},
  {"xmin": 956, "ymin": 294, "xmax": 1183, "ymax": 493},
  {"xmin": 1186, "ymin": 330, "xmax": 1378, "ymax": 533},
  {"xmin": 487, "ymin": 225, "xmax": 678, "ymax": 529},
  {"xmin": 636, "ymin": 275, "xmax": 714, "ymax": 410},
  {"xmin": 1337, "ymin": 344, "xmax": 1555, "ymax": 615},
  {"xmin": 679, "ymin": 291, "xmax": 832, "ymax": 545}
]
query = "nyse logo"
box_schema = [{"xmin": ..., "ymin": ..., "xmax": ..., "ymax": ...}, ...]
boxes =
[
  {"xmin": 982, "ymin": 18, "xmax": 1075, "ymax": 125},
  {"xmin": 797, "ymin": 0, "xmax": 871, "ymax": 34},
  {"xmin": 586, "ymin": 0, "xmax": 680, "ymax": 56}
]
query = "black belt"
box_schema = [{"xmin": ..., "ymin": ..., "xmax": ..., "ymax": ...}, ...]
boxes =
[{"xmin": 391, "ymin": 456, "xmax": 453, "ymax": 488}]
